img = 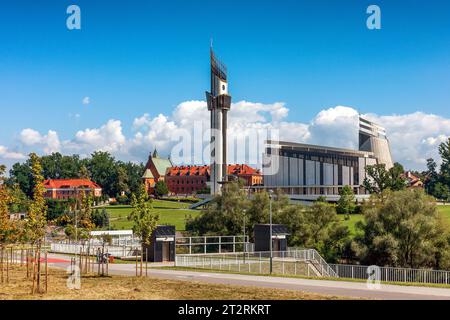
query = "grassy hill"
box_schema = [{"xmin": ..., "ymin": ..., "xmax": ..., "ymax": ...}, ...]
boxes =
[{"xmin": 98, "ymin": 199, "xmax": 200, "ymax": 231}]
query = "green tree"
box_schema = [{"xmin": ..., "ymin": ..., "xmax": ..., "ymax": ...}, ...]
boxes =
[
  {"xmin": 336, "ymin": 185, "xmax": 356, "ymax": 215},
  {"xmin": 186, "ymin": 181, "xmax": 251, "ymax": 236},
  {"xmin": 363, "ymin": 162, "xmax": 407, "ymax": 194},
  {"xmin": 154, "ymin": 180, "xmax": 169, "ymax": 198},
  {"xmin": 439, "ymin": 137, "xmax": 450, "ymax": 183},
  {"xmin": 93, "ymin": 208, "xmax": 110, "ymax": 228},
  {"xmin": 0, "ymin": 165, "xmax": 15, "ymax": 244},
  {"xmin": 9, "ymin": 161, "xmax": 33, "ymax": 197},
  {"xmin": 88, "ymin": 151, "xmax": 118, "ymax": 197},
  {"xmin": 25, "ymin": 153, "xmax": 48, "ymax": 245},
  {"xmin": 354, "ymin": 189, "xmax": 450, "ymax": 269},
  {"xmin": 433, "ymin": 182, "xmax": 450, "ymax": 203},
  {"xmin": 128, "ymin": 184, "xmax": 159, "ymax": 247}
]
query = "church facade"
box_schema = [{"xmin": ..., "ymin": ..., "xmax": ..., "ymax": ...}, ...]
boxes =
[{"xmin": 142, "ymin": 149, "xmax": 173, "ymax": 195}]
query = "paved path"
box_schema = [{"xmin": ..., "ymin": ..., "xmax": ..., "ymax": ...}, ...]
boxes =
[{"xmin": 47, "ymin": 253, "xmax": 450, "ymax": 300}]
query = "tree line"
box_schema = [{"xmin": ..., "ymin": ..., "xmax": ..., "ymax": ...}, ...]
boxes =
[
  {"xmin": 424, "ymin": 138, "xmax": 450, "ymax": 202},
  {"xmin": 186, "ymin": 180, "xmax": 450, "ymax": 270},
  {"xmin": 5, "ymin": 151, "xmax": 144, "ymax": 206}
]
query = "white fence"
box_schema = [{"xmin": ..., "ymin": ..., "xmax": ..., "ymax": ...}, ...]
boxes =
[
  {"xmin": 50, "ymin": 243, "xmax": 139, "ymax": 258},
  {"xmin": 330, "ymin": 263, "xmax": 450, "ymax": 285},
  {"xmin": 176, "ymin": 249, "xmax": 337, "ymax": 277}
]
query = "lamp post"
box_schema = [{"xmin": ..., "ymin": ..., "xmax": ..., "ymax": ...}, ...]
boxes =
[{"xmin": 268, "ymin": 189, "xmax": 274, "ymax": 274}]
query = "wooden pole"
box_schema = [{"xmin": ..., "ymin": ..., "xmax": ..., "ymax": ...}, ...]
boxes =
[
  {"xmin": 106, "ymin": 250, "xmax": 109, "ymax": 276},
  {"xmin": 6, "ymin": 247, "xmax": 10, "ymax": 283},
  {"xmin": 1, "ymin": 246, "xmax": 4, "ymax": 284},
  {"xmin": 146, "ymin": 247, "xmax": 148, "ymax": 277},
  {"xmin": 135, "ymin": 248, "xmax": 138, "ymax": 277},
  {"xmin": 140, "ymin": 245, "xmax": 143, "ymax": 277},
  {"xmin": 26, "ymin": 249, "xmax": 30, "ymax": 279},
  {"xmin": 45, "ymin": 251, "xmax": 48, "ymax": 293},
  {"xmin": 36, "ymin": 246, "xmax": 41, "ymax": 293},
  {"xmin": 31, "ymin": 248, "xmax": 37, "ymax": 294}
]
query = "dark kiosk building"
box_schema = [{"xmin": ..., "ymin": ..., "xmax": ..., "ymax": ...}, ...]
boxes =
[
  {"xmin": 254, "ymin": 224, "xmax": 290, "ymax": 252},
  {"xmin": 144, "ymin": 225, "xmax": 176, "ymax": 263}
]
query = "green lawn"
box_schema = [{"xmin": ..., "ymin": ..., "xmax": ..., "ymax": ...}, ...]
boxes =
[
  {"xmin": 339, "ymin": 214, "xmax": 364, "ymax": 236},
  {"xmin": 339, "ymin": 206, "xmax": 450, "ymax": 236},
  {"xmin": 439, "ymin": 206, "xmax": 450, "ymax": 225},
  {"xmin": 98, "ymin": 200, "xmax": 200, "ymax": 231}
]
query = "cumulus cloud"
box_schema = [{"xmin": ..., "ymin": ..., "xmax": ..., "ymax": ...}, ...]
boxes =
[
  {"xmin": 6, "ymin": 101, "xmax": 450, "ymax": 170},
  {"xmin": 0, "ymin": 146, "xmax": 26, "ymax": 160},
  {"xmin": 19, "ymin": 129, "xmax": 61, "ymax": 154}
]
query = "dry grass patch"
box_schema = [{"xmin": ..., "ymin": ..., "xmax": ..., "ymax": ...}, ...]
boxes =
[{"xmin": 0, "ymin": 265, "xmax": 347, "ymax": 300}]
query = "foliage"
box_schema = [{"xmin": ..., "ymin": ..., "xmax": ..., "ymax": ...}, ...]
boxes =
[
  {"xmin": 363, "ymin": 162, "xmax": 407, "ymax": 194},
  {"xmin": 186, "ymin": 181, "xmax": 251, "ymax": 236},
  {"xmin": 25, "ymin": 153, "xmax": 48, "ymax": 244},
  {"xmin": 8, "ymin": 151, "xmax": 145, "ymax": 199},
  {"xmin": 154, "ymin": 180, "xmax": 169, "ymax": 198},
  {"xmin": 425, "ymin": 138, "xmax": 450, "ymax": 201},
  {"xmin": 186, "ymin": 183, "xmax": 350, "ymax": 262},
  {"xmin": 336, "ymin": 185, "xmax": 356, "ymax": 215},
  {"xmin": 92, "ymin": 208, "xmax": 110, "ymax": 228},
  {"xmin": 46, "ymin": 199, "xmax": 75, "ymax": 221},
  {"xmin": 128, "ymin": 184, "xmax": 159, "ymax": 245},
  {"xmin": 353, "ymin": 189, "xmax": 450, "ymax": 269},
  {"xmin": 0, "ymin": 165, "xmax": 15, "ymax": 244}
]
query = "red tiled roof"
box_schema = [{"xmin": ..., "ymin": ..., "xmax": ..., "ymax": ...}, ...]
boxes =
[
  {"xmin": 166, "ymin": 164, "xmax": 261, "ymax": 177},
  {"xmin": 43, "ymin": 179, "xmax": 102, "ymax": 189}
]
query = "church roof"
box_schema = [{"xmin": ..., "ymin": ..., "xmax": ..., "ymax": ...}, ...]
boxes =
[{"xmin": 142, "ymin": 169, "xmax": 154, "ymax": 179}]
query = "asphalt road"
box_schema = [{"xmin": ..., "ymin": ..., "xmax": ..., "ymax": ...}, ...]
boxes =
[{"xmin": 48, "ymin": 253, "xmax": 450, "ymax": 300}]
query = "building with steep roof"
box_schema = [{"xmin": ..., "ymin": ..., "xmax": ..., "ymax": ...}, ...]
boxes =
[
  {"xmin": 142, "ymin": 149, "xmax": 173, "ymax": 195},
  {"xmin": 165, "ymin": 164, "xmax": 262, "ymax": 195},
  {"xmin": 43, "ymin": 179, "xmax": 102, "ymax": 199}
]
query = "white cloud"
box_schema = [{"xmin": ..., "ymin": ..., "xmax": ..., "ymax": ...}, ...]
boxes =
[
  {"xmin": 0, "ymin": 146, "xmax": 26, "ymax": 160},
  {"xmin": 67, "ymin": 119, "xmax": 126, "ymax": 155},
  {"xmin": 82, "ymin": 97, "xmax": 90, "ymax": 105},
  {"xmin": 19, "ymin": 129, "xmax": 61, "ymax": 154},
  {"xmin": 6, "ymin": 101, "xmax": 450, "ymax": 170}
]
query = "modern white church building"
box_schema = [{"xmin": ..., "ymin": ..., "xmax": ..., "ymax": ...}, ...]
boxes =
[{"xmin": 260, "ymin": 116, "xmax": 394, "ymax": 203}]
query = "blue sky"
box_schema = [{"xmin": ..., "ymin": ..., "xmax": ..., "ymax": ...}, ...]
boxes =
[{"xmin": 1, "ymin": 0, "xmax": 450, "ymax": 170}]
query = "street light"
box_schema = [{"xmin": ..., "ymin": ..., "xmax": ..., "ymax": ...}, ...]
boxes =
[{"xmin": 268, "ymin": 189, "xmax": 274, "ymax": 274}]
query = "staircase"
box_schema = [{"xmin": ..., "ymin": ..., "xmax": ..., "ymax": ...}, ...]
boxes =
[{"xmin": 189, "ymin": 197, "xmax": 213, "ymax": 209}]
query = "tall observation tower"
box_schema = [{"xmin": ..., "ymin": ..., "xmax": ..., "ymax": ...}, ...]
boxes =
[{"xmin": 206, "ymin": 48, "xmax": 232, "ymax": 195}]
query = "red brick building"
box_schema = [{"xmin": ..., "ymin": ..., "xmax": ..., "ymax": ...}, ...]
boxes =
[
  {"xmin": 165, "ymin": 164, "xmax": 262, "ymax": 195},
  {"xmin": 142, "ymin": 149, "xmax": 173, "ymax": 195},
  {"xmin": 43, "ymin": 179, "xmax": 102, "ymax": 200}
]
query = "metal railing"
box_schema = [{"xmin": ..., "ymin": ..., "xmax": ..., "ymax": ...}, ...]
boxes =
[
  {"xmin": 330, "ymin": 263, "xmax": 450, "ymax": 285},
  {"xmin": 50, "ymin": 243, "xmax": 139, "ymax": 258},
  {"xmin": 176, "ymin": 249, "xmax": 336, "ymax": 278},
  {"xmin": 176, "ymin": 235, "xmax": 249, "ymax": 255}
]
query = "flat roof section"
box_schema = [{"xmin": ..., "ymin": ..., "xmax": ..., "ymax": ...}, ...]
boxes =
[{"xmin": 266, "ymin": 140, "xmax": 375, "ymax": 158}]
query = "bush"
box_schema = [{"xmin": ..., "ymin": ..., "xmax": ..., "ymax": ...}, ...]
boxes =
[{"xmin": 116, "ymin": 194, "xmax": 129, "ymax": 205}]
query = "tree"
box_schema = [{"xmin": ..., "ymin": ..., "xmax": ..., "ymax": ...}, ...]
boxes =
[
  {"xmin": 25, "ymin": 153, "xmax": 48, "ymax": 245},
  {"xmin": 88, "ymin": 151, "xmax": 118, "ymax": 197},
  {"xmin": 154, "ymin": 180, "xmax": 169, "ymax": 198},
  {"xmin": 9, "ymin": 161, "xmax": 33, "ymax": 197},
  {"xmin": 0, "ymin": 165, "xmax": 15, "ymax": 244},
  {"xmin": 93, "ymin": 208, "xmax": 110, "ymax": 228},
  {"xmin": 363, "ymin": 162, "xmax": 407, "ymax": 194},
  {"xmin": 433, "ymin": 182, "xmax": 450, "ymax": 203},
  {"xmin": 336, "ymin": 185, "xmax": 356, "ymax": 215},
  {"xmin": 439, "ymin": 137, "xmax": 450, "ymax": 182},
  {"xmin": 186, "ymin": 181, "xmax": 252, "ymax": 236},
  {"xmin": 128, "ymin": 184, "xmax": 159, "ymax": 247},
  {"xmin": 354, "ymin": 189, "xmax": 450, "ymax": 269}
]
